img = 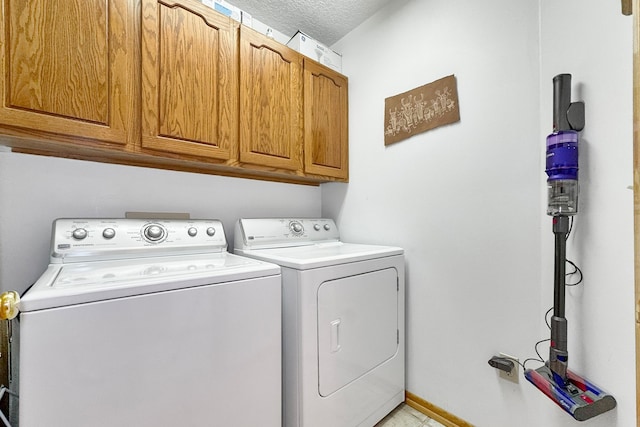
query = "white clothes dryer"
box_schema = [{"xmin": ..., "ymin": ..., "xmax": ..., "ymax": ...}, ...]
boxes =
[
  {"xmin": 234, "ymin": 218, "xmax": 405, "ymax": 427},
  {"xmin": 18, "ymin": 218, "xmax": 282, "ymax": 427}
]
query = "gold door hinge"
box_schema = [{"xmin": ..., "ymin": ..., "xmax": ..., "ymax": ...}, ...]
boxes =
[{"xmin": 622, "ymin": 0, "xmax": 632, "ymax": 16}]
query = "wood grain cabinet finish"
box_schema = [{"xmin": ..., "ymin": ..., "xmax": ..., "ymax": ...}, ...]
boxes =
[
  {"xmin": 0, "ymin": 0, "xmax": 136, "ymax": 147},
  {"xmin": 239, "ymin": 26, "xmax": 303, "ymax": 172},
  {"xmin": 303, "ymin": 59, "xmax": 348, "ymax": 180},
  {"xmin": 141, "ymin": 0, "xmax": 237, "ymax": 160},
  {"xmin": 0, "ymin": 0, "xmax": 348, "ymax": 184}
]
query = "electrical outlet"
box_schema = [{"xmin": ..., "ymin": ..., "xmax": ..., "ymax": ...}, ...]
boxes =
[{"xmin": 499, "ymin": 352, "xmax": 519, "ymax": 383}]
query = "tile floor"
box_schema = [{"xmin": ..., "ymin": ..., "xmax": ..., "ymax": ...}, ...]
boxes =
[{"xmin": 374, "ymin": 403, "xmax": 446, "ymax": 427}]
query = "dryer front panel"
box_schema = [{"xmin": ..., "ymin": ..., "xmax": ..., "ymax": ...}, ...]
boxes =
[{"xmin": 317, "ymin": 267, "xmax": 399, "ymax": 397}]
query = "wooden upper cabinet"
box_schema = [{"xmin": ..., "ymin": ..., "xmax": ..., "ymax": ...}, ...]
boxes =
[
  {"xmin": 239, "ymin": 26, "xmax": 303, "ymax": 171},
  {"xmin": 141, "ymin": 0, "xmax": 237, "ymax": 160},
  {"xmin": 303, "ymin": 60, "xmax": 348, "ymax": 180},
  {"xmin": 0, "ymin": 0, "xmax": 135, "ymax": 146},
  {"xmin": 0, "ymin": 1, "xmax": 347, "ymax": 183}
]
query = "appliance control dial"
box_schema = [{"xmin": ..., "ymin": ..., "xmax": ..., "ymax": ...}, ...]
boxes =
[
  {"xmin": 289, "ymin": 221, "xmax": 304, "ymax": 235},
  {"xmin": 313, "ymin": 224, "xmax": 321, "ymax": 231},
  {"xmin": 188, "ymin": 227, "xmax": 198, "ymax": 237},
  {"xmin": 102, "ymin": 228, "xmax": 116, "ymax": 239},
  {"xmin": 143, "ymin": 224, "xmax": 166, "ymax": 242},
  {"xmin": 206, "ymin": 227, "xmax": 216, "ymax": 236},
  {"xmin": 323, "ymin": 224, "xmax": 331, "ymax": 231},
  {"xmin": 72, "ymin": 228, "xmax": 87, "ymax": 240}
]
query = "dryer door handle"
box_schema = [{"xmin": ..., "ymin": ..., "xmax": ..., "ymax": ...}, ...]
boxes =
[{"xmin": 330, "ymin": 319, "xmax": 341, "ymax": 353}]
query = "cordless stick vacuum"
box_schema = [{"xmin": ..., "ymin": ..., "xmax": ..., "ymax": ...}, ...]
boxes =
[{"xmin": 524, "ymin": 74, "xmax": 616, "ymax": 421}]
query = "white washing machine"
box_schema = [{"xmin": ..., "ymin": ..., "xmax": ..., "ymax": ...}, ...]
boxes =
[
  {"xmin": 18, "ymin": 218, "xmax": 282, "ymax": 427},
  {"xmin": 234, "ymin": 218, "xmax": 405, "ymax": 427}
]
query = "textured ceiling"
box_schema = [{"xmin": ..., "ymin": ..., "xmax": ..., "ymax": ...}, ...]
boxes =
[{"xmin": 227, "ymin": 0, "xmax": 390, "ymax": 45}]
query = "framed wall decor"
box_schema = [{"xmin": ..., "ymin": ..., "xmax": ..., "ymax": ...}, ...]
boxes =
[{"xmin": 384, "ymin": 74, "xmax": 460, "ymax": 146}]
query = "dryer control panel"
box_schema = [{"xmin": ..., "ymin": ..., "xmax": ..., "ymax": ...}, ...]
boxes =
[
  {"xmin": 51, "ymin": 218, "xmax": 227, "ymax": 263},
  {"xmin": 235, "ymin": 218, "xmax": 340, "ymax": 250}
]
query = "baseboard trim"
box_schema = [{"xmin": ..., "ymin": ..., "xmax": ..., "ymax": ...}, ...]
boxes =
[{"xmin": 405, "ymin": 391, "xmax": 474, "ymax": 427}]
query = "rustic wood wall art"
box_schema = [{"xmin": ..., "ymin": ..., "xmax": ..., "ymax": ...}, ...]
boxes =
[{"xmin": 384, "ymin": 74, "xmax": 460, "ymax": 146}]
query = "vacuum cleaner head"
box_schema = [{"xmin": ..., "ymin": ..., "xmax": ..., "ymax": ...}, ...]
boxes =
[{"xmin": 525, "ymin": 366, "xmax": 616, "ymax": 421}]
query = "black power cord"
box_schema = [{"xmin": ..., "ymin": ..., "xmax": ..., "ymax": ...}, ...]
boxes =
[
  {"xmin": 519, "ymin": 338, "xmax": 550, "ymax": 371},
  {"xmin": 566, "ymin": 259, "xmax": 583, "ymax": 286}
]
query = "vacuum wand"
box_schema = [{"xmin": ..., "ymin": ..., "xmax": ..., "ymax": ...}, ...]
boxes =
[
  {"xmin": 549, "ymin": 216, "xmax": 569, "ymax": 386},
  {"xmin": 546, "ymin": 74, "xmax": 579, "ymax": 386},
  {"xmin": 524, "ymin": 74, "xmax": 616, "ymax": 421}
]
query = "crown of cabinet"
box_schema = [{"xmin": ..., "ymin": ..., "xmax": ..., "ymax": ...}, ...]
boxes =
[{"xmin": 0, "ymin": 0, "xmax": 348, "ymax": 184}]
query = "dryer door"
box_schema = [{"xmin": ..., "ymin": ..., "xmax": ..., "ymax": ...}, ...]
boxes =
[{"xmin": 317, "ymin": 267, "xmax": 398, "ymax": 397}]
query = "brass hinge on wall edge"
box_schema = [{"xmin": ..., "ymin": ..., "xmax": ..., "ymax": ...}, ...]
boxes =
[
  {"xmin": 404, "ymin": 391, "xmax": 474, "ymax": 427},
  {"xmin": 0, "ymin": 291, "xmax": 19, "ymax": 423},
  {"xmin": 623, "ymin": 0, "xmax": 632, "ymax": 16}
]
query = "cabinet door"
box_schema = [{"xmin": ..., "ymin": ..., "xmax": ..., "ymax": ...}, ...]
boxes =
[
  {"xmin": 141, "ymin": 0, "xmax": 236, "ymax": 160},
  {"xmin": 303, "ymin": 60, "xmax": 348, "ymax": 180},
  {"xmin": 0, "ymin": 0, "xmax": 135, "ymax": 146},
  {"xmin": 239, "ymin": 26, "xmax": 302, "ymax": 171}
]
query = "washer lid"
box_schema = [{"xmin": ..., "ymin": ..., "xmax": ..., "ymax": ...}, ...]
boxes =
[
  {"xmin": 19, "ymin": 253, "xmax": 280, "ymax": 312},
  {"xmin": 235, "ymin": 242, "xmax": 403, "ymax": 270}
]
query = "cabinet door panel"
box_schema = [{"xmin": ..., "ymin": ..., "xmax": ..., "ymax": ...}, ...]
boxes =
[
  {"xmin": 0, "ymin": 0, "xmax": 134, "ymax": 145},
  {"xmin": 9, "ymin": 1, "xmax": 107, "ymax": 123},
  {"xmin": 141, "ymin": 0, "xmax": 236, "ymax": 159},
  {"xmin": 303, "ymin": 60, "xmax": 348, "ymax": 180},
  {"xmin": 239, "ymin": 27, "xmax": 302, "ymax": 171}
]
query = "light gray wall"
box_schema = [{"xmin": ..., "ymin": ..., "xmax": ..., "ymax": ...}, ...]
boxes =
[
  {"xmin": 0, "ymin": 150, "xmax": 321, "ymax": 295},
  {"xmin": 324, "ymin": 0, "xmax": 634, "ymax": 425},
  {"xmin": 538, "ymin": 0, "xmax": 635, "ymax": 425}
]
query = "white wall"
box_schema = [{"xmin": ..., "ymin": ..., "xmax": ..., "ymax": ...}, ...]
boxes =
[
  {"xmin": 538, "ymin": 1, "xmax": 635, "ymax": 426},
  {"xmin": 324, "ymin": 0, "xmax": 634, "ymax": 426},
  {"xmin": 0, "ymin": 150, "xmax": 321, "ymax": 295}
]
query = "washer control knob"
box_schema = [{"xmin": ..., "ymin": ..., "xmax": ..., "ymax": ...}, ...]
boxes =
[
  {"xmin": 188, "ymin": 227, "xmax": 198, "ymax": 237},
  {"xmin": 323, "ymin": 224, "xmax": 331, "ymax": 231},
  {"xmin": 102, "ymin": 228, "xmax": 116, "ymax": 239},
  {"xmin": 144, "ymin": 225, "xmax": 165, "ymax": 241},
  {"xmin": 290, "ymin": 221, "xmax": 304, "ymax": 235},
  {"xmin": 313, "ymin": 224, "xmax": 321, "ymax": 231},
  {"xmin": 206, "ymin": 227, "xmax": 216, "ymax": 236},
  {"xmin": 72, "ymin": 228, "xmax": 87, "ymax": 240}
]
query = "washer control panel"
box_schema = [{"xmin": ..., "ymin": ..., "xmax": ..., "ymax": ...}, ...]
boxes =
[
  {"xmin": 51, "ymin": 218, "xmax": 226, "ymax": 263},
  {"xmin": 235, "ymin": 218, "xmax": 340, "ymax": 249}
]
